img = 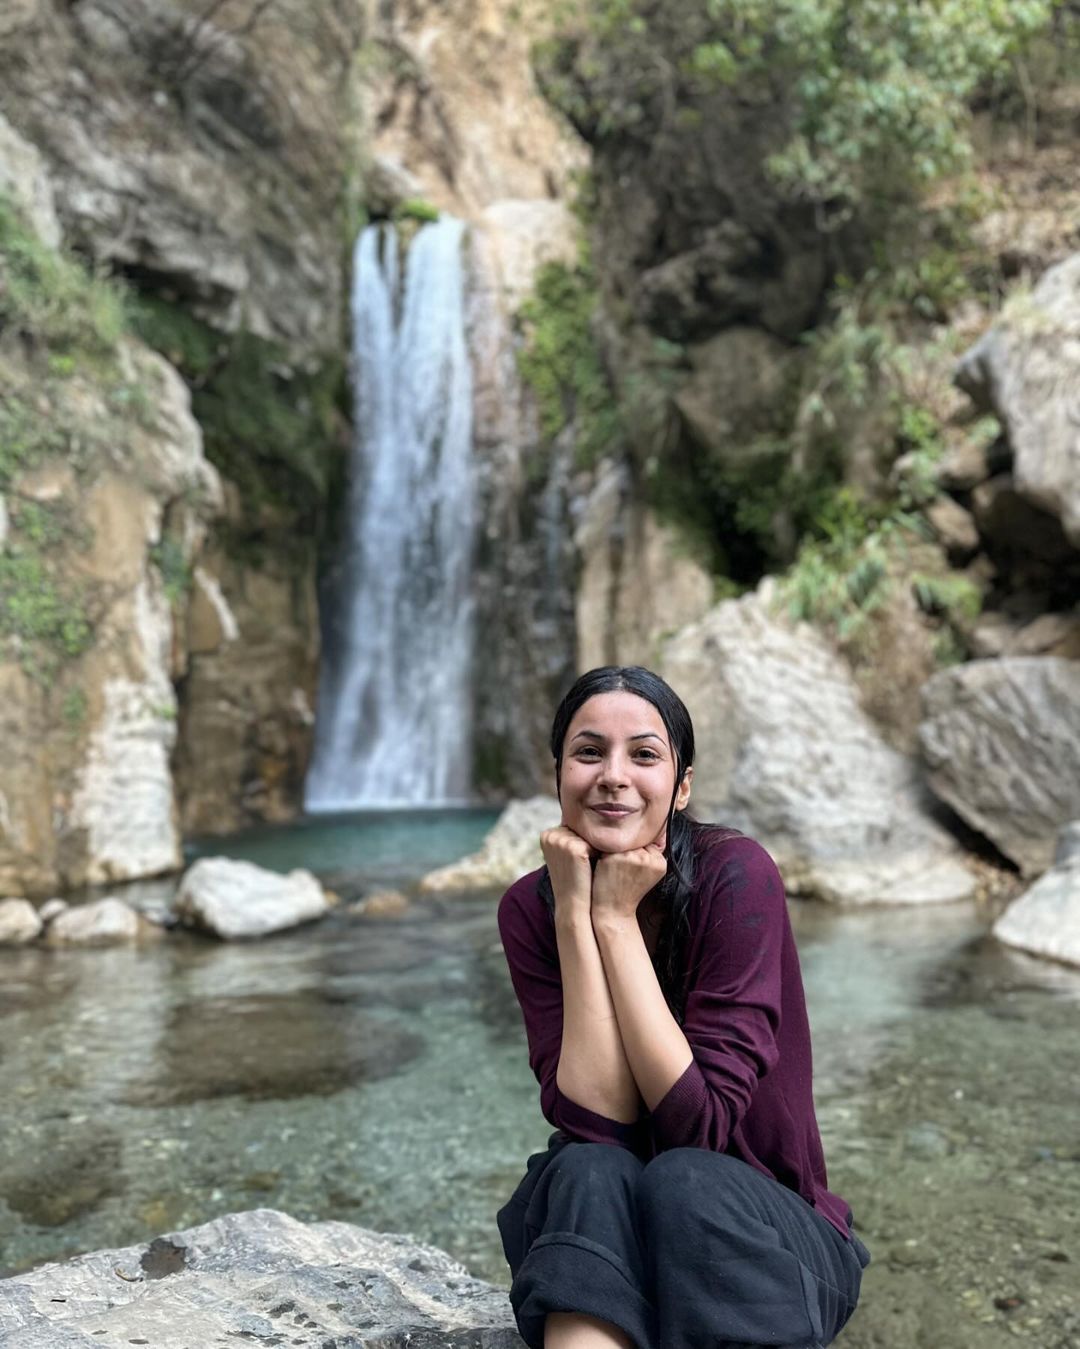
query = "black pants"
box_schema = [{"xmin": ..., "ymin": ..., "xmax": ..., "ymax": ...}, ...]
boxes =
[{"xmin": 497, "ymin": 1137, "xmax": 869, "ymax": 1349}]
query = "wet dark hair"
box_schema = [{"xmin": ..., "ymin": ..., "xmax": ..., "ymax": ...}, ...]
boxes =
[{"xmin": 539, "ymin": 665, "xmax": 711, "ymax": 1019}]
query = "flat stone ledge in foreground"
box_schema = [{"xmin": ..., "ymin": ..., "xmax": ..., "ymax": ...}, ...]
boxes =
[{"xmin": 0, "ymin": 1208, "xmax": 524, "ymax": 1348}]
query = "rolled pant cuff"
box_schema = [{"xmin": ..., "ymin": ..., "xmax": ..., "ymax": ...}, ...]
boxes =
[{"xmin": 510, "ymin": 1232, "xmax": 655, "ymax": 1349}]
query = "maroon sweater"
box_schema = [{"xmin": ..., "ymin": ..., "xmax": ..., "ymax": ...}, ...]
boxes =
[{"xmin": 497, "ymin": 829, "xmax": 852, "ymax": 1239}]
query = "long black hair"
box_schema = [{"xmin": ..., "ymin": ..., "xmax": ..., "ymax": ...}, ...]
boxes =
[{"xmin": 538, "ymin": 665, "xmax": 717, "ymax": 1019}]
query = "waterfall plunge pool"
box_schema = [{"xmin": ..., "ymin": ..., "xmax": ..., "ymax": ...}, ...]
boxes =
[{"xmin": 1, "ymin": 811, "xmax": 1079, "ymax": 1348}]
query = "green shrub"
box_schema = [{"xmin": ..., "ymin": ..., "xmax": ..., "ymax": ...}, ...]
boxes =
[
  {"xmin": 516, "ymin": 260, "xmax": 621, "ymax": 468},
  {"xmin": 393, "ymin": 197, "xmax": 440, "ymax": 224},
  {"xmin": 0, "ymin": 547, "xmax": 92, "ymax": 681},
  {"xmin": 547, "ymin": 0, "xmax": 1058, "ymax": 226}
]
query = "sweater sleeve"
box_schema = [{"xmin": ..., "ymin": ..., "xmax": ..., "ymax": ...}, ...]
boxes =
[
  {"xmin": 650, "ymin": 837, "xmax": 785, "ymax": 1152},
  {"xmin": 497, "ymin": 873, "xmax": 645, "ymax": 1148}
]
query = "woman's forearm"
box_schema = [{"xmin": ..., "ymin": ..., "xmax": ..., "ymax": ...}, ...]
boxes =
[
  {"xmin": 554, "ymin": 908, "xmax": 641, "ymax": 1123},
  {"xmin": 592, "ymin": 915, "xmax": 694, "ymax": 1111}
]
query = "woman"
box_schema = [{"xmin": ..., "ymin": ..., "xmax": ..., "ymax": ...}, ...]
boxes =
[{"xmin": 496, "ymin": 666, "xmax": 869, "ymax": 1349}]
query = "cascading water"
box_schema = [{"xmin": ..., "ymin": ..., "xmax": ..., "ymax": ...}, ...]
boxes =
[{"xmin": 305, "ymin": 217, "xmax": 475, "ymax": 809}]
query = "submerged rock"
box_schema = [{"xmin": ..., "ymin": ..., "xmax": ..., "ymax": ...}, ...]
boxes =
[
  {"xmin": 993, "ymin": 823, "xmax": 1080, "ymax": 968},
  {"xmin": 44, "ymin": 897, "xmax": 142, "ymax": 947},
  {"xmin": 660, "ymin": 592, "xmax": 976, "ymax": 906},
  {"xmin": 420, "ymin": 797, "xmax": 560, "ymax": 894},
  {"xmin": 920, "ymin": 658, "xmax": 1080, "ymax": 876},
  {"xmin": 173, "ymin": 857, "xmax": 330, "ymax": 939},
  {"xmin": 0, "ymin": 1208, "xmax": 523, "ymax": 1348}
]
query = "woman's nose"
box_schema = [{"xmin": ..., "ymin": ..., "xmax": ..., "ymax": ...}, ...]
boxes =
[{"xmin": 597, "ymin": 754, "xmax": 629, "ymax": 787}]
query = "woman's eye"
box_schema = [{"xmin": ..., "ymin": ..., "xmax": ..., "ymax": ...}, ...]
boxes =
[{"xmin": 635, "ymin": 750, "xmax": 660, "ymax": 761}]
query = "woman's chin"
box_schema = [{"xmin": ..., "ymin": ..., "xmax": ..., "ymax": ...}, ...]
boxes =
[{"xmin": 573, "ymin": 820, "xmax": 649, "ymax": 855}]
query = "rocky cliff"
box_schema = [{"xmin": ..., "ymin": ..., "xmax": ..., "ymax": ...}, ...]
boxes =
[{"xmin": 0, "ymin": 0, "xmax": 366, "ymax": 886}]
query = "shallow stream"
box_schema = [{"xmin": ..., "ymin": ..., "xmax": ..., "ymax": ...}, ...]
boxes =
[{"xmin": 1, "ymin": 812, "xmax": 1078, "ymax": 1347}]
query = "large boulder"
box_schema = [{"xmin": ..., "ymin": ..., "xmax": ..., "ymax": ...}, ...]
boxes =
[
  {"xmin": 0, "ymin": 1208, "xmax": 523, "ymax": 1348},
  {"xmin": 919, "ymin": 658, "xmax": 1080, "ymax": 876},
  {"xmin": 173, "ymin": 857, "xmax": 330, "ymax": 938},
  {"xmin": 0, "ymin": 897, "xmax": 42, "ymax": 946},
  {"xmin": 420, "ymin": 796, "xmax": 560, "ymax": 894},
  {"xmin": 993, "ymin": 823, "xmax": 1080, "ymax": 967},
  {"xmin": 956, "ymin": 253, "xmax": 1080, "ymax": 547},
  {"xmin": 660, "ymin": 592, "xmax": 976, "ymax": 905}
]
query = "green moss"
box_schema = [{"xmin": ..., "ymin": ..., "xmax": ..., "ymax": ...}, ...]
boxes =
[
  {"xmin": 516, "ymin": 260, "xmax": 621, "ymax": 468},
  {"xmin": 130, "ymin": 298, "xmax": 347, "ymax": 527},
  {"xmin": 150, "ymin": 535, "xmax": 193, "ymax": 605},
  {"xmin": 393, "ymin": 197, "xmax": 440, "ymax": 224},
  {"xmin": 61, "ymin": 687, "xmax": 88, "ymax": 729},
  {"xmin": 128, "ymin": 296, "xmax": 223, "ymax": 378},
  {"xmin": 0, "ymin": 398, "xmax": 65, "ymax": 489},
  {"xmin": 0, "ymin": 546, "xmax": 93, "ymax": 682},
  {"xmin": 0, "ymin": 194, "xmax": 126, "ymax": 365}
]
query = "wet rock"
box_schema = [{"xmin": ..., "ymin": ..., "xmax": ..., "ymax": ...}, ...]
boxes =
[
  {"xmin": 0, "ymin": 1209, "xmax": 523, "ymax": 1348},
  {"xmin": 993, "ymin": 824, "xmax": 1080, "ymax": 967},
  {"xmin": 956, "ymin": 252, "xmax": 1080, "ymax": 547},
  {"xmin": 920, "ymin": 658, "xmax": 1080, "ymax": 875},
  {"xmin": 419, "ymin": 797, "xmax": 560, "ymax": 894},
  {"xmin": 173, "ymin": 857, "xmax": 330, "ymax": 939},
  {"xmin": 37, "ymin": 897, "xmax": 68, "ymax": 924},
  {"xmin": 44, "ymin": 897, "xmax": 140, "ymax": 947},
  {"xmin": 0, "ymin": 897, "xmax": 42, "ymax": 946},
  {"xmin": 659, "ymin": 591, "xmax": 976, "ymax": 905},
  {"xmin": 349, "ymin": 889, "xmax": 411, "ymax": 919}
]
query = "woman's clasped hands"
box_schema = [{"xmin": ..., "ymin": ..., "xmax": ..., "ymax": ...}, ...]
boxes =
[{"xmin": 540, "ymin": 825, "xmax": 668, "ymax": 927}]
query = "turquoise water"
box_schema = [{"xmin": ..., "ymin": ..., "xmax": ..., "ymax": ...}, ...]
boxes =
[{"xmin": 2, "ymin": 813, "xmax": 1079, "ymax": 1347}]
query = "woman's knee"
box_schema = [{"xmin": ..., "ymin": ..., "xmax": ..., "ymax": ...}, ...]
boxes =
[
  {"xmin": 636, "ymin": 1148, "xmax": 749, "ymax": 1229},
  {"xmin": 547, "ymin": 1142, "xmax": 643, "ymax": 1201}
]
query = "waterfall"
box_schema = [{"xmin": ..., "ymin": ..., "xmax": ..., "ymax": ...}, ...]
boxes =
[{"xmin": 305, "ymin": 218, "xmax": 475, "ymax": 810}]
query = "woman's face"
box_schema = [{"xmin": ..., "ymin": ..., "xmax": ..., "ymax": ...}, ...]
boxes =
[{"xmin": 558, "ymin": 690, "xmax": 692, "ymax": 854}]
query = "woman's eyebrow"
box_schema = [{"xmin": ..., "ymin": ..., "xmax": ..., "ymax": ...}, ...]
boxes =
[{"xmin": 569, "ymin": 730, "xmax": 666, "ymax": 743}]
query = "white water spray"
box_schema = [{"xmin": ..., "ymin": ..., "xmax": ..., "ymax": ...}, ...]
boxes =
[{"xmin": 305, "ymin": 218, "xmax": 475, "ymax": 809}]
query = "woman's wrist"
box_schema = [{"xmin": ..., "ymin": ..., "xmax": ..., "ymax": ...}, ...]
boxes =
[{"xmin": 591, "ymin": 907, "xmax": 641, "ymax": 940}]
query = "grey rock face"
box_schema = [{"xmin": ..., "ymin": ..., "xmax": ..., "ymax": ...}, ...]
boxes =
[
  {"xmin": 0, "ymin": 0, "xmax": 365, "ymax": 356},
  {"xmin": 993, "ymin": 824, "xmax": 1080, "ymax": 967},
  {"xmin": 920, "ymin": 658, "xmax": 1080, "ymax": 875},
  {"xmin": 660, "ymin": 592, "xmax": 975, "ymax": 905},
  {"xmin": 956, "ymin": 253, "xmax": 1080, "ymax": 547},
  {"xmin": 0, "ymin": 1208, "xmax": 523, "ymax": 1348},
  {"xmin": 173, "ymin": 857, "xmax": 330, "ymax": 938}
]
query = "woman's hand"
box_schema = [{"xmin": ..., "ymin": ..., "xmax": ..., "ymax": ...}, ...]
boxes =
[
  {"xmin": 540, "ymin": 826, "xmax": 594, "ymax": 918},
  {"xmin": 591, "ymin": 842, "xmax": 667, "ymax": 927}
]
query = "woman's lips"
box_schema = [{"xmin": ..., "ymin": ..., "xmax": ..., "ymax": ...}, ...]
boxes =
[{"xmin": 590, "ymin": 805, "xmax": 634, "ymax": 817}]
